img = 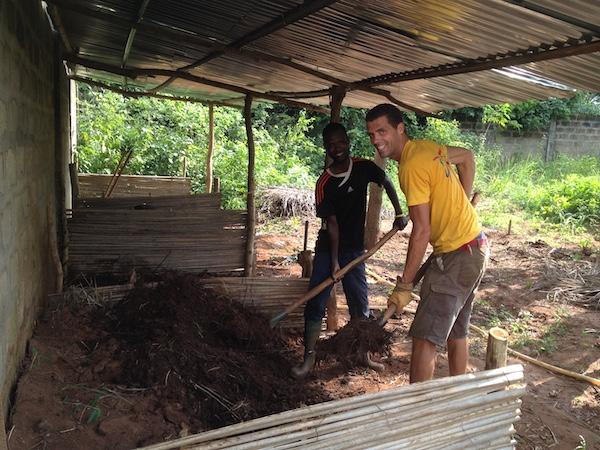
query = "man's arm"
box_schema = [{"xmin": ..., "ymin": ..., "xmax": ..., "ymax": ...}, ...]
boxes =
[
  {"xmin": 382, "ymin": 176, "xmax": 402, "ymax": 217},
  {"xmin": 447, "ymin": 146, "xmax": 475, "ymax": 198},
  {"xmin": 401, "ymin": 203, "xmax": 430, "ymax": 284},
  {"xmin": 326, "ymin": 215, "xmax": 341, "ymax": 279}
]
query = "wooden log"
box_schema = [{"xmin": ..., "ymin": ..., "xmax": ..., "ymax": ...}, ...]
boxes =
[
  {"xmin": 244, "ymin": 95, "xmax": 256, "ymax": 276},
  {"xmin": 212, "ymin": 177, "xmax": 221, "ymax": 193},
  {"xmin": 206, "ymin": 104, "xmax": 215, "ymax": 193},
  {"xmin": 0, "ymin": 406, "xmax": 8, "ymax": 450},
  {"xmin": 364, "ymin": 150, "xmax": 385, "ymax": 250},
  {"xmin": 485, "ymin": 327, "xmax": 509, "ymax": 370},
  {"xmin": 297, "ymin": 250, "xmax": 313, "ymax": 278}
]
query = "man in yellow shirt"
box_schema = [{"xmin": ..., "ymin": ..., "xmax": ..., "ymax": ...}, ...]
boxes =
[{"xmin": 366, "ymin": 104, "xmax": 489, "ymax": 383}]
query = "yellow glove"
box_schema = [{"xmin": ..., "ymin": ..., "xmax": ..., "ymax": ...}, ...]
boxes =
[{"xmin": 387, "ymin": 278, "xmax": 413, "ymax": 312}]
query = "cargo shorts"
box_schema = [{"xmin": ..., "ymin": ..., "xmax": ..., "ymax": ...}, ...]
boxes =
[{"xmin": 409, "ymin": 233, "xmax": 489, "ymax": 347}]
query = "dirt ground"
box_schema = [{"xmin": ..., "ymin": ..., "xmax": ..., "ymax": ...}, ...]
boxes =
[{"xmin": 6, "ymin": 219, "xmax": 600, "ymax": 450}]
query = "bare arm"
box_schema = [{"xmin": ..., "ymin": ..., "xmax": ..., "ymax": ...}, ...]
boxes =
[
  {"xmin": 326, "ymin": 215, "xmax": 341, "ymax": 278},
  {"xmin": 401, "ymin": 203, "xmax": 430, "ymax": 284},
  {"xmin": 381, "ymin": 176, "xmax": 403, "ymax": 217},
  {"xmin": 447, "ymin": 146, "xmax": 475, "ymax": 197}
]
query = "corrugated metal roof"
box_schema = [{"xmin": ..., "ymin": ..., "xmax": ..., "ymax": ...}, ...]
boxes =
[{"xmin": 50, "ymin": 0, "xmax": 600, "ymax": 112}]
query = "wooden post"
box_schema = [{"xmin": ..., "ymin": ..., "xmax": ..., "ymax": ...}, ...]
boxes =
[
  {"xmin": 244, "ymin": 95, "xmax": 256, "ymax": 276},
  {"xmin": 69, "ymin": 162, "xmax": 79, "ymax": 204},
  {"xmin": 0, "ymin": 402, "xmax": 8, "ymax": 450},
  {"xmin": 544, "ymin": 119, "xmax": 557, "ymax": 162},
  {"xmin": 206, "ymin": 104, "xmax": 215, "ymax": 192},
  {"xmin": 364, "ymin": 150, "xmax": 385, "ymax": 249},
  {"xmin": 298, "ymin": 221, "xmax": 313, "ymax": 278},
  {"xmin": 212, "ymin": 177, "xmax": 221, "ymax": 193},
  {"xmin": 485, "ymin": 327, "xmax": 509, "ymax": 370},
  {"xmin": 325, "ymin": 86, "xmax": 346, "ymax": 331},
  {"xmin": 182, "ymin": 156, "xmax": 187, "ymax": 177}
]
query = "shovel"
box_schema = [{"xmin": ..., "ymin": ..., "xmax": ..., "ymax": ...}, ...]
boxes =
[{"xmin": 270, "ymin": 225, "xmax": 403, "ymax": 328}]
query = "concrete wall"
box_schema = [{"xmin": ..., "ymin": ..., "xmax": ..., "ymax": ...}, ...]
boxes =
[
  {"xmin": 0, "ymin": 0, "xmax": 70, "ymax": 417},
  {"xmin": 461, "ymin": 117, "xmax": 600, "ymax": 159}
]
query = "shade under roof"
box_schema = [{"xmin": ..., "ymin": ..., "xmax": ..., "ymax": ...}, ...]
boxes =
[{"xmin": 48, "ymin": 0, "xmax": 600, "ymax": 112}]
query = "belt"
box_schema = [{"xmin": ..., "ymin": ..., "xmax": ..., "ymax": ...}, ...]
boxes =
[{"xmin": 459, "ymin": 231, "xmax": 487, "ymax": 254}]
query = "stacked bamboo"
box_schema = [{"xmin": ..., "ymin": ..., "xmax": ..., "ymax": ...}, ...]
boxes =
[
  {"xmin": 68, "ymin": 195, "xmax": 247, "ymax": 276},
  {"xmin": 198, "ymin": 277, "xmax": 310, "ymax": 330},
  {"xmin": 78, "ymin": 173, "xmax": 191, "ymax": 198},
  {"xmin": 138, "ymin": 365, "xmax": 524, "ymax": 450}
]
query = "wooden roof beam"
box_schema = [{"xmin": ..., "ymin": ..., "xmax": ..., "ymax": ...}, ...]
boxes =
[
  {"xmin": 152, "ymin": 0, "xmax": 340, "ymax": 91},
  {"xmin": 272, "ymin": 37, "xmax": 599, "ymax": 99},
  {"xmin": 354, "ymin": 37, "xmax": 600, "ymax": 89},
  {"xmin": 46, "ymin": 0, "xmax": 358, "ymax": 88},
  {"xmin": 65, "ymin": 55, "xmax": 330, "ymax": 114},
  {"xmin": 121, "ymin": 0, "xmax": 152, "ymax": 68},
  {"xmin": 70, "ymin": 76, "xmax": 243, "ymax": 109},
  {"xmin": 502, "ymin": 0, "xmax": 600, "ymax": 36}
]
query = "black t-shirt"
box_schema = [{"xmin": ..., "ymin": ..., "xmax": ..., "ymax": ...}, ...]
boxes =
[{"xmin": 315, "ymin": 158, "xmax": 386, "ymax": 252}]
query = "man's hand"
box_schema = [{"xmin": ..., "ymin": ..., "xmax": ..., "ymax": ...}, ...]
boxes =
[
  {"xmin": 387, "ymin": 278, "xmax": 413, "ymax": 311},
  {"xmin": 393, "ymin": 214, "xmax": 409, "ymax": 230},
  {"xmin": 330, "ymin": 259, "xmax": 341, "ymax": 282}
]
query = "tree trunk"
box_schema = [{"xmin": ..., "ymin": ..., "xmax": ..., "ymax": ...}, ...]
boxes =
[
  {"xmin": 244, "ymin": 96, "xmax": 256, "ymax": 276},
  {"xmin": 206, "ymin": 104, "xmax": 214, "ymax": 192}
]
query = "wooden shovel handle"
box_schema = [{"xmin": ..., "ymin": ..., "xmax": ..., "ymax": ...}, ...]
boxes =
[{"xmin": 270, "ymin": 227, "xmax": 400, "ymax": 328}]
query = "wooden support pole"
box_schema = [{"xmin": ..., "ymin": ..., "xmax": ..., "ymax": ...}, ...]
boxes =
[
  {"xmin": 324, "ymin": 86, "xmax": 347, "ymax": 331},
  {"xmin": 206, "ymin": 104, "xmax": 214, "ymax": 192},
  {"xmin": 244, "ymin": 95, "xmax": 256, "ymax": 276},
  {"xmin": 364, "ymin": 150, "xmax": 385, "ymax": 249},
  {"xmin": 298, "ymin": 221, "xmax": 313, "ymax": 278},
  {"xmin": 485, "ymin": 327, "xmax": 509, "ymax": 370},
  {"xmin": 212, "ymin": 177, "xmax": 220, "ymax": 193}
]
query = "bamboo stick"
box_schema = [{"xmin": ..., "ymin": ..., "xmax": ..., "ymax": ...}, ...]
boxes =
[{"xmin": 486, "ymin": 326, "xmax": 509, "ymax": 370}]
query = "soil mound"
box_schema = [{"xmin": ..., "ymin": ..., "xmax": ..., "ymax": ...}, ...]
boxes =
[{"xmin": 105, "ymin": 273, "xmax": 331, "ymax": 428}]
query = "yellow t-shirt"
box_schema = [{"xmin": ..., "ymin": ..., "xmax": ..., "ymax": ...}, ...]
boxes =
[{"xmin": 398, "ymin": 140, "xmax": 481, "ymax": 254}]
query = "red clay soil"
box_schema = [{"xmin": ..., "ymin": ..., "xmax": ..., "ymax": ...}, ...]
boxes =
[{"xmin": 8, "ymin": 274, "xmax": 335, "ymax": 450}]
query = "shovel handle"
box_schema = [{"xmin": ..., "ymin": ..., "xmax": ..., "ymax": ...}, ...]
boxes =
[
  {"xmin": 377, "ymin": 304, "xmax": 397, "ymax": 326},
  {"xmin": 270, "ymin": 226, "xmax": 401, "ymax": 328}
]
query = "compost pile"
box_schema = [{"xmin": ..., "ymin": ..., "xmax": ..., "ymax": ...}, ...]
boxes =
[
  {"xmin": 103, "ymin": 273, "xmax": 331, "ymax": 429},
  {"xmin": 318, "ymin": 319, "xmax": 393, "ymax": 367}
]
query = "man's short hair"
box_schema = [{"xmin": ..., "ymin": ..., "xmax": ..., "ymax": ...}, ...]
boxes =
[
  {"xmin": 366, "ymin": 104, "xmax": 404, "ymax": 127},
  {"xmin": 322, "ymin": 122, "xmax": 347, "ymax": 141}
]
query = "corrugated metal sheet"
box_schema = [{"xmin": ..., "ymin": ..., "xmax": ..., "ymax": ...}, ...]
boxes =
[{"xmin": 55, "ymin": 0, "xmax": 600, "ymax": 112}]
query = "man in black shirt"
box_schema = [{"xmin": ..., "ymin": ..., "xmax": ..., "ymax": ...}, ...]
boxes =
[{"xmin": 292, "ymin": 122, "xmax": 406, "ymax": 379}]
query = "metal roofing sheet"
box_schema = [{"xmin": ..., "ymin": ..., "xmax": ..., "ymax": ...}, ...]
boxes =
[{"xmin": 54, "ymin": 0, "xmax": 600, "ymax": 112}]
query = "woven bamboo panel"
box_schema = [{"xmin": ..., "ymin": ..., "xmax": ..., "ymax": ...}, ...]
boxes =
[
  {"xmin": 198, "ymin": 277, "xmax": 310, "ymax": 330},
  {"xmin": 68, "ymin": 196, "xmax": 246, "ymax": 276},
  {"xmin": 78, "ymin": 173, "xmax": 192, "ymax": 198},
  {"xmin": 138, "ymin": 365, "xmax": 525, "ymax": 450}
]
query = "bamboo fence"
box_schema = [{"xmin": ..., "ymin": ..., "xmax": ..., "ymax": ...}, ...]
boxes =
[
  {"xmin": 198, "ymin": 277, "xmax": 310, "ymax": 330},
  {"xmin": 78, "ymin": 173, "xmax": 192, "ymax": 198},
  {"xmin": 68, "ymin": 195, "xmax": 247, "ymax": 276},
  {"xmin": 137, "ymin": 365, "xmax": 524, "ymax": 450}
]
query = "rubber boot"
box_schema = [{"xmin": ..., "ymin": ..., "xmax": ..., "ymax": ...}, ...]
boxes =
[{"xmin": 291, "ymin": 320, "xmax": 321, "ymax": 379}]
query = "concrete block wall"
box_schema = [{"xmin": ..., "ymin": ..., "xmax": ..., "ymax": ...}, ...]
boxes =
[
  {"xmin": 555, "ymin": 119, "xmax": 600, "ymax": 156},
  {"xmin": 0, "ymin": 0, "xmax": 69, "ymax": 417},
  {"xmin": 461, "ymin": 117, "xmax": 600, "ymax": 158}
]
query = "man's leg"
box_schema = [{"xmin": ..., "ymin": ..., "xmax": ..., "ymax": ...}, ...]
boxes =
[
  {"xmin": 291, "ymin": 251, "xmax": 332, "ymax": 379},
  {"xmin": 410, "ymin": 337, "xmax": 437, "ymax": 383},
  {"xmin": 447, "ymin": 337, "xmax": 468, "ymax": 376}
]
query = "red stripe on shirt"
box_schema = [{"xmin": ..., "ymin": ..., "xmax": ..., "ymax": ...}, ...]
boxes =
[{"xmin": 315, "ymin": 172, "xmax": 331, "ymax": 205}]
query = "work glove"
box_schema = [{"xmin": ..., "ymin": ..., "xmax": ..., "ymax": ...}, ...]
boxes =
[
  {"xmin": 393, "ymin": 214, "xmax": 409, "ymax": 231},
  {"xmin": 387, "ymin": 278, "xmax": 413, "ymax": 312}
]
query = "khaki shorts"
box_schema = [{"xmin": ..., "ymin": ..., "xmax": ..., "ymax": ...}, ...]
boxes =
[{"xmin": 409, "ymin": 235, "xmax": 489, "ymax": 347}]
